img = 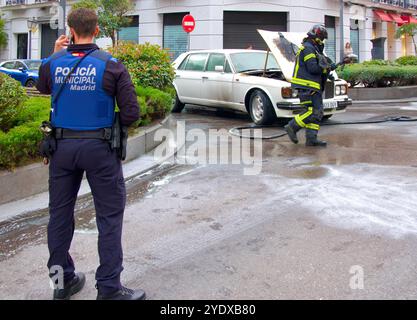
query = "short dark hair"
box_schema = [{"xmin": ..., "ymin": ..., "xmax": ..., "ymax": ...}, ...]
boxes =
[{"xmin": 67, "ymin": 8, "xmax": 98, "ymax": 37}]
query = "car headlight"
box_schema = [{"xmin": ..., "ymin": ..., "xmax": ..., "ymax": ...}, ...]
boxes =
[
  {"xmin": 292, "ymin": 89, "xmax": 298, "ymax": 98},
  {"xmin": 340, "ymin": 84, "xmax": 347, "ymax": 95},
  {"xmin": 281, "ymin": 87, "xmax": 298, "ymax": 99},
  {"xmin": 335, "ymin": 85, "xmax": 341, "ymax": 96}
]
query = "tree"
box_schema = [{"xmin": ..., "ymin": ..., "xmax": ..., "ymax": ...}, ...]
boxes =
[
  {"xmin": 0, "ymin": 15, "xmax": 8, "ymax": 50},
  {"xmin": 395, "ymin": 23, "xmax": 417, "ymax": 56},
  {"xmin": 72, "ymin": 0, "xmax": 134, "ymax": 47}
]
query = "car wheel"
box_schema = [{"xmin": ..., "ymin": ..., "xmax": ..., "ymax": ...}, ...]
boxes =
[
  {"xmin": 249, "ymin": 90, "xmax": 275, "ymax": 125},
  {"xmin": 171, "ymin": 92, "xmax": 185, "ymax": 113},
  {"xmin": 25, "ymin": 79, "xmax": 36, "ymax": 88}
]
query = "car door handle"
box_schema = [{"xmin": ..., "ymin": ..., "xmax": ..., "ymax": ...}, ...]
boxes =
[
  {"xmin": 175, "ymin": 75, "xmax": 181, "ymax": 78},
  {"xmin": 202, "ymin": 76, "xmax": 209, "ymax": 80}
]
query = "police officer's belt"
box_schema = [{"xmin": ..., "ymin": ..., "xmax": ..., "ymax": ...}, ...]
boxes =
[{"xmin": 55, "ymin": 128, "xmax": 112, "ymax": 140}]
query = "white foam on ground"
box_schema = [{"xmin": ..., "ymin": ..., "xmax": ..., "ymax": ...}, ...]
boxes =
[{"xmin": 266, "ymin": 163, "xmax": 417, "ymax": 239}]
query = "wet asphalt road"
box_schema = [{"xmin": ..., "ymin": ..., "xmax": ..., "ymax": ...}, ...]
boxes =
[{"xmin": 1, "ymin": 102, "xmax": 417, "ymax": 299}]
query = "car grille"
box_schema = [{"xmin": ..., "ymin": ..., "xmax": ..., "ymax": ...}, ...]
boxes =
[{"xmin": 324, "ymin": 82, "xmax": 335, "ymax": 99}]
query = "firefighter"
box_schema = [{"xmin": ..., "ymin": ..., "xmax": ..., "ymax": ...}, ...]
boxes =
[{"xmin": 284, "ymin": 24, "xmax": 337, "ymax": 147}]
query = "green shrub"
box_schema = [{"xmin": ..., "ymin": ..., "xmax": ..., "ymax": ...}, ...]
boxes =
[
  {"xmin": 338, "ymin": 63, "xmax": 417, "ymax": 88},
  {"xmin": 109, "ymin": 42, "xmax": 175, "ymax": 90},
  {"xmin": 133, "ymin": 86, "xmax": 173, "ymax": 127},
  {"xmin": 0, "ymin": 73, "xmax": 28, "ymax": 131},
  {"xmin": 0, "ymin": 97, "xmax": 49, "ymax": 169},
  {"xmin": 395, "ymin": 55, "xmax": 417, "ymax": 66},
  {"xmin": 362, "ymin": 59, "xmax": 397, "ymax": 66},
  {"xmin": 0, "ymin": 86, "xmax": 172, "ymax": 169}
]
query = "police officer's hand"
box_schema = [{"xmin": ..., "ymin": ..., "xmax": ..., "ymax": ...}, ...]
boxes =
[{"xmin": 54, "ymin": 35, "xmax": 70, "ymax": 53}]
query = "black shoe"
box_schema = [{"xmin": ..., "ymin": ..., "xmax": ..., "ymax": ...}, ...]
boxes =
[
  {"xmin": 306, "ymin": 139, "xmax": 327, "ymax": 147},
  {"xmin": 53, "ymin": 272, "xmax": 86, "ymax": 300},
  {"xmin": 97, "ymin": 286, "xmax": 146, "ymax": 300},
  {"xmin": 284, "ymin": 124, "xmax": 299, "ymax": 144}
]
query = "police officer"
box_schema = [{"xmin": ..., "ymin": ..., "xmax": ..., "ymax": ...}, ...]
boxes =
[
  {"xmin": 285, "ymin": 25, "xmax": 337, "ymax": 147},
  {"xmin": 37, "ymin": 8, "xmax": 145, "ymax": 300}
]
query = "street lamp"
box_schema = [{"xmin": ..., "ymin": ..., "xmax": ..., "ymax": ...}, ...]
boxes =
[
  {"xmin": 27, "ymin": 18, "xmax": 37, "ymax": 60},
  {"xmin": 58, "ymin": 0, "xmax": 67, "ymax": 37},
  {"xmin": 340, "ymin": 0, "xmax": 345, "ymax": 62}
]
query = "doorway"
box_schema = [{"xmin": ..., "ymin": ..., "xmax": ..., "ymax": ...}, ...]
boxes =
[
  {"xmin": 41, "ymin": 24, "xmax": 58, "ymax": 59},
  {"xmin": 17, "ymin": 33, "xmax": 28, "ymax": 59}
]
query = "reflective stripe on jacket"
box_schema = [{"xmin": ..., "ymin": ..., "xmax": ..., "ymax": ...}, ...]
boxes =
[{"xmin": 291, "ymin": 40, "xmax": 324, "ymax": 92}]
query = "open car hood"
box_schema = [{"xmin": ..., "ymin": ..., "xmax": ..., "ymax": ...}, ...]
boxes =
[{"xmin": 257, "ymin": 30, "xmax": 306, "ymax": 83}]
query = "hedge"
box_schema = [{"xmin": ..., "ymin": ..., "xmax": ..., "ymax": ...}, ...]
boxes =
[
  {"xmin": 0, "ymin": 86, "xmax": 173, "ymax": 170},
  {"xmin": 109, "ymin": 42, "xmax": 175, "ymax": 90},
  {"xmin": 338, "ymin": 63, "xmax": 417, "ymax": 88},
  {"xmin": 0, "ymin": 73, "xmax": 28, "ymax": 131},
  {"xmin": 395, "ymin": 55, "xmax": 417, "ymax": 66},
  {"xmin": 0, "ymin": 97, "xmax": 49, "ymax": 169}
]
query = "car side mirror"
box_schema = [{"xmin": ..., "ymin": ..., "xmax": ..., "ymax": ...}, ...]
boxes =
[
  {"xmin": 215, "ymin": 65, "xmax": 224, "ymax": 73},
  {"xmin": 19, "ymin": 67, "xmax": 27, "ymax": 73}
]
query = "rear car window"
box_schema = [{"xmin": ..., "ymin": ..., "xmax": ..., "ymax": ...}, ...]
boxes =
[
  {"xmin": 1, "ymin": 62, "xmax": 15, "ymax": 69},
  {"xmin": 206, "ymin": 53, "xmax": 226, "ymax": 72},
  {"xmin": 184, "ymin": 53, "xmax": 208, "ymax": 71},
  {"xmin": 178, "ymin": 55, "xmax": 190, "ymax": 70}
]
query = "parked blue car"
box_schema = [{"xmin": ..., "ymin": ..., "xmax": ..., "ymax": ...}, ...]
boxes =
[{"xmin": 0, "ymin": 59, "xmax": 42, "ymax": 87}]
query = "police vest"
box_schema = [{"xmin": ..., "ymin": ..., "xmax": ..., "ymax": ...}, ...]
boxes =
[
  {"xmin": 291, "ymin": 41, "xmax": 324, "ymax": 92},
  {"xmin": 49, "ymin": 49, "xmax": 116, "ymax": 130}
]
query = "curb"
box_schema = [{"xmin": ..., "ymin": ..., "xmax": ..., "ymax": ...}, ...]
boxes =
[
  {"xmin": 349, "ymin": 85, "xmax": 417, "ymax": 102},
  {"xmin": 0, "ymin": 115, "xmax": 172, "ymax": 206},
  {"xmin": 352, "ymin": 97, "xmax": 417, "ymax": 105}
]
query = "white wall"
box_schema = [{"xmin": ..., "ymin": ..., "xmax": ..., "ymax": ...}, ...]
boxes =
[
  {"xmin": 2, "ymin": 0, "xmax": 416, "ymax": 61},
  {"xmin": 136, "ymin": 0, "xmax": 343, "ymax": 52}
]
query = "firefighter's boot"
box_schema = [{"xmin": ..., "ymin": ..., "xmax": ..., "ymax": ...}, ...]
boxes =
[
  {"xmin": 284, "ymin": 120, "xmax": 301, "ymax": 144},
  {"xmin": 305, "ymin": 129, "xmax": 327, "ymax": 147}
]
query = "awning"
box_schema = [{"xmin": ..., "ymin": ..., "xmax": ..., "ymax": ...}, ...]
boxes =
[
  {"xmin": 374, "ymin": 10, "xmax": 393, "ymax": 22},
  {"xmin": 401, "ymin": 15, "xmax": 417, "ymax": 24},
  {"xmin": 389, "ymin": 13, "xmax": 406, "ymax": 24}
]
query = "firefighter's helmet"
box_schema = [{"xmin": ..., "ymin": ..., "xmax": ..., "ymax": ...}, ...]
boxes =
[{"xmin": 307, "ymin": 25, "xmax": 329, "ymax": 43}]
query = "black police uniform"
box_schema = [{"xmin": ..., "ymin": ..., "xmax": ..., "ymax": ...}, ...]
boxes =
[
  {"xmin": 37, "ymin": 43, "xmax": 140, "ymax": 298},
  {"xmin": 286, "ymin": 38, "xmax": 331, "ymax": 146}
]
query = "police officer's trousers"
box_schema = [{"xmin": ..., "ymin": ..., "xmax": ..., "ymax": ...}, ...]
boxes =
[
  {"xmin": 47, "ymin": 139, "xmax": 125, "ymax": 295},
  {"xmin": 288, "ymin": 89, "xmax": 324, "ymax": 140}
]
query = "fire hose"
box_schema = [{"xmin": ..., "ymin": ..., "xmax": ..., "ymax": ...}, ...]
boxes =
[{"xmin": 228, "ymin": 115, "xmax": 417, "ymax": 140}]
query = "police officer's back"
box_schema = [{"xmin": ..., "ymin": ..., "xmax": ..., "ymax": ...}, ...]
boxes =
[{"xmin": 37, "ymin": 8, "xmax": 145, "ymax": 300}]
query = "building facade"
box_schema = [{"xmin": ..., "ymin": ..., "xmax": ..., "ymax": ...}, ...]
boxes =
[{"xmin": 1, "ymin": 0, "xmax": 417, "ymax": 62}]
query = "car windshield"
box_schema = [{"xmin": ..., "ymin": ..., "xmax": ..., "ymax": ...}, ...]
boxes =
[
  {"xmin": 24, "ymin": 60, "xmax": 42, "ymax": 70},
  {"xmin": 230, "ymin": 52, "xmax": 280, "ymax": 73}
]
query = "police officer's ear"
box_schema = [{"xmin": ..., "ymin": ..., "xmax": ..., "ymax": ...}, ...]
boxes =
[
  {"xmin": 69, "ymin": 27, "xmax": 76, "ymax": 44},
  {"xmin": 94, "ymin": 26, "xmax": 100, "ymax": 39}
]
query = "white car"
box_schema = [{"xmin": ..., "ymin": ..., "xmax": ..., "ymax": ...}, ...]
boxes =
[{"xmin": 172, "ymin": 30, "xmax": 352, "ymax": 125}]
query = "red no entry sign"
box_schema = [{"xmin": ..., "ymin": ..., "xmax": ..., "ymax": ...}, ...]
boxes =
[{"xmin": 182, "ymin": 14, "xmax": 196, "ymax": 33}]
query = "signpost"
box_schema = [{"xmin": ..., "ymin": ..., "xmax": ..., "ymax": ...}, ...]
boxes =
[
  {"xmin": 59, "ymin": 0, "xmax": 67, "ymax": 36},
  {"xmin": 182, "ymin": 14, "xmax": 195, "ymax": 51}
]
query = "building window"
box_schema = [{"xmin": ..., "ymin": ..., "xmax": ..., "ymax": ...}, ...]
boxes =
[
  {"xmin": 325, "ymin": 16, "xmax": 336, "ymax": 63},
  {"xmin": 163, "ymin": 13, "xmax": 189, "ymax": 61},
  {"xmin": 118, "ymin": 15, "xmax": 139, "ymax": 44},
  {"xmin": 223, "ymin": 11, "xmax": 287, "ymax": 50},
  {"xmin": 350, "ymin": 19, "xmax": 360, "ymax": 60}
]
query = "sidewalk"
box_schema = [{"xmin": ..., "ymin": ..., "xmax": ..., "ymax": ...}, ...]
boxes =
[
  {"xmin": 352, "ymin": 97, "xmax": 417, "ymax": 104},
  {"xmin": 0, "ymin": 131, "xmax": 180, "ymax": 223}
]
